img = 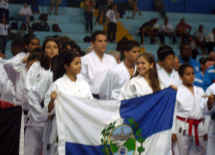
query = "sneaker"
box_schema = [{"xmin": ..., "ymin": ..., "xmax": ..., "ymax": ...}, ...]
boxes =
[
  {"xmin": 55, "ymin": 13, "xmax": 58, "ymax": 15},
  {"xmin": 95, "ymin": 22, "xmax": 99, "ymax": 25}
]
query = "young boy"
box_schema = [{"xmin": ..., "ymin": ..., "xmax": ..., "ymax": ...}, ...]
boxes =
[
  {"xmin": 172, "ymin": 64, "xmax": 207, "ymax": 155},
  {"xmin": 194, "ymin": 57, "xmax": 214, "ymax": 90},
  {"xmin": 158, "ymin": 49, "xmax": 181, "ymax": 88}
]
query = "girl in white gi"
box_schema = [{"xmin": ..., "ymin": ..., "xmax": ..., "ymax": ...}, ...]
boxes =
[
  {"xmin": 119, "ymin": 52, "xmax": 164, "ymax": 100},
  {"xmin": 44, "ymin": 50, "xmax": 93, "ymax": 154},
  {"xmin": 119, "ymin": 53, "xmax": 177, "ymax": 155},
  {"xmin": 201, "ymin": 84, "xmax": 215, "ymax": 155},
  {"xmin": 25, "ymin": 38, "xmax": 59, "ymax": 155},
  {"xmin": 172, "ymin": 64, "xmax": 207, "ymax": 155}
]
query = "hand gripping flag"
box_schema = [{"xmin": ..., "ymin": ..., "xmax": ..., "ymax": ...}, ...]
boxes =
[{"xmin": 55, "ymin": 87, "xmax": 176, "ymax": 155}]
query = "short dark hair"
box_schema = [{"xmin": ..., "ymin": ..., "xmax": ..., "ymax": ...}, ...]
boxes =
[
  {"xmin": 11, "ymin": 39, "xmax": 24, "ymax": 56},
  {"xmin": 180, "ymin": 42, "xmax": 190, "ymax": 51},
  {"xmin": 28, "ymin": 53, "xmax": 41, "ymax": 62},
  {"xmin": 157, "ymin": 45, "xmax": 173, "ymax": 60},
  {"xmin": 159, "ymin": 50, "xmax": 175, "ymax": 61},
  {"xmin": 90, "ymin": 31, "xmax": 106, "ymax": 42},
  {"xmin": 120, "ymin": 40, "xmax": 140, "ymax": 60},
  {"xmin": 178, "ymin": 64, "xmax": 193, "ymax": 76},
  {"xmin": 25, "ymin": 36, "xmax": 40, "ymax": 45},
  {"xmin": 31, "ymin": 47, "xmax": 42, "ymax": 54},
  {"xmin": 202, "ymin": 57, "xmax": 214, "ymax": 65}
]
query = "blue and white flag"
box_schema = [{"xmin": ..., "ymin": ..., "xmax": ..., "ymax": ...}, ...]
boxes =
[{"xmin": 55, "ymin": 87, "xmax": 176, "ymax": 155}]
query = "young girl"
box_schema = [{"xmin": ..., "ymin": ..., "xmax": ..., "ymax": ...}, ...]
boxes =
[
  {"xmin": 119, "ymin": 52, "xmax": 177, "ymax": 155},
  {"xmin": 24, "ymin": 38, "xmax": 59, "ymax": 155},
  {"xmin": 172, "ymin": 64, "xmax": 206, "ymax": 155},
  {"xmin": 119, "ymin": 52, "xmax": 164, "ymax": 100},
  {"xmin": 44, "ymin": 50, "xmax": 93, "ymax": 154}
]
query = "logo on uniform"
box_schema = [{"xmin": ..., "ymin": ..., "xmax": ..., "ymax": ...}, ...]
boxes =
[{"xmin": 101, "ymin": 119, "xmax": 145, "ymax": 155}]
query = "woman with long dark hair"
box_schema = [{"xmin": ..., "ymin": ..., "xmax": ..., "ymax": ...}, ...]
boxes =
[{"xmin": 24, "ymin": 38, "xmax": 59, "ymax": 155}]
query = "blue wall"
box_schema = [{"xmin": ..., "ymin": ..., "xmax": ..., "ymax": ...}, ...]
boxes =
[{"xmin": 36, "ymin": 0, "xmax": 215, "ymax": 14}]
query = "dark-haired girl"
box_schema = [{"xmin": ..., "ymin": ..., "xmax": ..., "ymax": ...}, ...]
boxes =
[
  {"xmin": 119, "ymin": 52, "xmax": 164, "ymax": 100},
  {"xmin": 43, "ymin": 50, "xmax": 92, "ymax": 154},
  {"xmin": 119, "ymin": 52, "xmax": 175, "ymax": 154},
  {"xmin": 24, "ymin": 38, "xmax": 59, "ymax": 155}
]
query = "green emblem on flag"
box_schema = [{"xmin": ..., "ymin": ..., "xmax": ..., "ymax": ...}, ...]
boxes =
[{"xmin": 109, "ymin": 125, "xmax": 136, "ymax": 155}]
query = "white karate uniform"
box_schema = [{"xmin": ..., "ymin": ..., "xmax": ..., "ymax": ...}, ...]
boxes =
[
  {"xmin": 119, "ymin": 75, "xmax": 172, "ymax": 155},
  {"xmin": 24, "ymin": 61, "xmax": 51, "ymax": 155},
  {"xmin": 99, "ymin": 61, "xmax": 136, "ymax": 100},
  {"xmin": 200, "ymin": 83, "xmax": 215, "ymax": 155},
  {"xmin": 119, "ymin": 74, "xmax": 164, "ymax": 100},
  {"xmin": 156, "ymin": 62, "xmax": 162, "ymax": 70},
  {"xmin": 3, "ymin": 52, "xmax": 28, "ymax": 110},
  {"xmin": 0, "ymin": 59, "xmax": 15, "ymax": 104},
  {"xmin": 27, "ymin": 72, "xmax": 53, "ymax": 155},
  {"xmin": 158, "ymin": 68, "xmax": 181, "ymax": 88},
  {"xmin": 172, "ymin": 84, "xmax": 206, "ymax": 155},
  {"xmin": 44, "ymin": 74, "xmax": 93, "ymax": 155},
  {"xmin": 158, "ymin": 68, "xmax": 181, "ymax": 155},
  {"xmin": 81, "ymin": 50, "xmax": 117, "ymax": 95}
]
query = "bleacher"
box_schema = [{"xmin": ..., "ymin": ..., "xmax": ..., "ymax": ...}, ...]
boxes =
[{"xmin": 5, "ymin": 4, "xmax": 215, "ymax": 61}]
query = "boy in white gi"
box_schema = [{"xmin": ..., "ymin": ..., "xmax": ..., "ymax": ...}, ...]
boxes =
[
  {"xmin": 172, "ymin": 64, "xmax": 207, "ymax": 155},
  {"xmin": 158, "ymin": 47, "xmax": 181, "ymax": 88},
  {"xmin": 81, "ymin": 30, "xmax": 117, "ymax": 99},
  {"xmin": 99, "ymin": 40, "xmax": 140, "ymax": 100}
]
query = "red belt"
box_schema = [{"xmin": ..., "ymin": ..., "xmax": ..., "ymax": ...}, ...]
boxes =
[{"xmin": 177, "ymin": 116, "xmax": 203, "ymax": 146}]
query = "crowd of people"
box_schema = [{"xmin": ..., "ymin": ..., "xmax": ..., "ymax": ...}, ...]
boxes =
[
  {"xmin": 0, "ymin": 1, "xmax": 215, "ymax": 155},
  {"xmin": 0, "ymin": 30, "xmax": 215, "ymax": 155}
]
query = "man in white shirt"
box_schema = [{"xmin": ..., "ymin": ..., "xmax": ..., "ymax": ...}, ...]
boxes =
[
  {"xmin": 81, "ymin": 31, "xmax": 117, "ymax": 99},
  {"xmin": 160, "ymin": 18, "xmax": 176, "ymax": 44},
  {"xmin": 106, "ymin": 4, "xmax": 120, "ymax": 43},
  {"xmin": 206, "ymin": 28, "xmax": 215, "ymax": 53},
  {"xmin": 19, "ymin": 2, "xmax": 32, "ymax": 30},
  {"xmin": 99, "ymin": 40, "xmax": 140, "ymax": 100},
  {"xmin": 195, "ymin": 25, "xmax": 206, "ymax": 49}
]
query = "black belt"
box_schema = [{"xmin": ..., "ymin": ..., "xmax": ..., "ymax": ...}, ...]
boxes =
[
  {"xmin": 93, "ymin": 94, "xmax": 100, "ymax": 99},
  {"xmin": 23, "ymin": 110, "xmax": 28, "ymax": 115}
]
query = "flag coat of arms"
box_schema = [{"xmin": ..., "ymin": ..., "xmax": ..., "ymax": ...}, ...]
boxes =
[{"xmin": 55, "ymin": 87, "xmax": 176, "ymax": 155}]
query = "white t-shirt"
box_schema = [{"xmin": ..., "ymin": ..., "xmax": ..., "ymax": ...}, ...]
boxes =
[
  {"xmin": 106, "ymin": 9, "xmax": 118, "ymax": 24},
  {"xmin": 206, "ymin": 32, "xmax": 214, "ymax": 43},
  {"xmin": 195, "ymin": 31, "xmax": 205, "ymax": 42},
  {"xmin": 0, "ymin": 24, "xmax": 9, "ymax": 35},
  {"xmin": 162, "ymin": 23, "xmax": 173, "ymax": 33},
  {"xmin": 19, "ymin": 6, "xmax": 32, "ymax": 16},
  {"xmin": 0, "ymin": 0, "xmax": 9, "ymax": 9},
  {"xmin": 153, "ymin": 23, "xmax": 159, "ymax": 29}
]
